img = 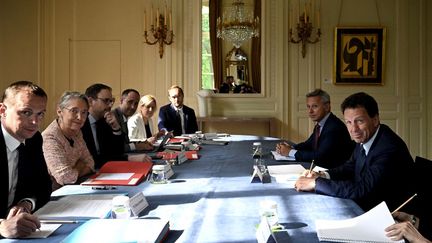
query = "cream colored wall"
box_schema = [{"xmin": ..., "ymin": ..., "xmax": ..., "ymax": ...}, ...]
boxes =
[{"xmin": 0, "ymin": 0, "xmax": 431, "ymax": 158}]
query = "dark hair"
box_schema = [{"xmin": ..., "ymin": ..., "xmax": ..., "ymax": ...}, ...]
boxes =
[
  {"xmin": 306, "ymin": 89, "xmax": 330, "ymax": 104},
  {"xmin": 85, "ymin": 83, "xmax": 112, "ymax": 99},
  {"xmin": 121, "ymin": 89, "xmax": 140, "ymax": 98},
  {"xmin": 341, "ymin": 92, "xmax": 379, "ymax": 118},
  {"xmin": 2, "ymin": 80, "xmax": 47, "ymax": 103}
]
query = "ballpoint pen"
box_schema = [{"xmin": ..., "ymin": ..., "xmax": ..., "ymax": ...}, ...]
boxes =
[
  {"xmin": 40, "ymin": 219, "xmax": 80, "ymax": 224},
  {"xmin": 307, "ymin": 160, "xmax": 315, "ymax": 176}
]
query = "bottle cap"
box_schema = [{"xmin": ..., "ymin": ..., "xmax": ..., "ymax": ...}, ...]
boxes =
[
  {"xmin": 153, "ymin": 164, "xmax": 165, "ymax": 171},
  {"xmin": 112, "ymin": 195, "xmax": 130, "ymax": 207},
  {"xmin": 253, "ymin": 142, "xmax": 262, "ymax": 146}
]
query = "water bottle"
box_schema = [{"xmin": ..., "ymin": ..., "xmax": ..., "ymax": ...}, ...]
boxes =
[
  {"xmin": 252, "ymin": 142, "xmax": 263, "ymax": 169},
  {"xmin": 111, "ymin": 195, "xmax": 132, "ymax": 219}
]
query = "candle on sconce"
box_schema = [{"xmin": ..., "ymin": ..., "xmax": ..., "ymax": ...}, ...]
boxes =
[
  {"xmin": 164, "ymin": 5, "xmax": 167, "ymax": 26},
  {"xmin": 157, "ymin": 8, "xmax": 160, "ymax": 28},
  {"xmin": 304, "ymin": 3, "xmax": 307, "ymax": 24},
  {"xmin": 317, "ymin": 9, "xmax": 320, "ymax": 27},
  {"xmin": 151, "ymin": 7, "xmax": 154, "ymax": 26},
  {"xmin": 144, "ymin": 10, "xmax": 147, "ymax": 31},
  {"xmin": 169, "ymin": 12, "xmax": 172, "ymax": 31}
]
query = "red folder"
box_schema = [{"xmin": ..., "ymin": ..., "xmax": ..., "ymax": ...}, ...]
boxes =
[
  {"xmin": 81, "ymin": 161, "xmax": 152, "ymax": 186},
  {"xmin": 156, "ymin": 151, "xmax": 200, "ymax": 160}
]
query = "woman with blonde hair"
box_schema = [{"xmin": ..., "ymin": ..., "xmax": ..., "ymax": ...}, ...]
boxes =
[{"xmin": 128, "ymin": 94, "xmax": 164, "ymax": 145}]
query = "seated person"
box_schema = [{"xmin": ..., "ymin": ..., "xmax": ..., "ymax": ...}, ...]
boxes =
[
  {"xmin": 233, "ymin": 83, "xmax": 256, "ymax": 93},
  {"xmin": 276, "ymin": 89, "xmax": 354, "ymax": 168},
  {"xmin": 112, "ymin": 89, "xmax": 152, "ymax": 152},
  {"xmin": 81, "ymin": 83, "xmax": 151, "ymax": 169},
  {"xmin": 158, "ymin": 85, "xmax": 198, "ymax": 136},
  {"xmin": 0, "ymin": 81, "xmax": 52, "ymax": 238},
  {"xmin": 128, "ymin": 94, "xmax": 165, "ymax": 146},
  {"xmin": 42, "ymin": 91, "xmax": 95, "ymax": 190},
  {"xmin": 219, "ymin": 76, "xmax": 235, "ymax": 93},
  {"xmin": 294, "ymin": 92, "xmax": 415, "ymax": 211}
]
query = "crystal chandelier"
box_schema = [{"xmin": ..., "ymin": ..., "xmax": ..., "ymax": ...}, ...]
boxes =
[{"xmin": 217, "ymin": 0, "xmax": 260, "ymax": 48}]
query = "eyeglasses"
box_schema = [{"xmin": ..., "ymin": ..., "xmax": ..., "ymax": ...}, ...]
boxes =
[
  {"xmin": 96, "ymin": 97, "xmax": 115, "ymax": 105},
  {"xmin": 64, "ymin": 107, "xmax": 88, "ymax": 117},
  {"xmin": 17, "ymin": 109, "xmax": 45, "ymax": 120}
]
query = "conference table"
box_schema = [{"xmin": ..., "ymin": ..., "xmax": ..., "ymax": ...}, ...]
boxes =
[{"xmin": 2, "ymin": 135, "xmax": 363, "ymax": 243}]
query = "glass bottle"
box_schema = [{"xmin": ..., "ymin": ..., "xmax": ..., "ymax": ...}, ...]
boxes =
[{"xmin": 111, "ymin": 195, "xmax": 131, "ymax": 219}]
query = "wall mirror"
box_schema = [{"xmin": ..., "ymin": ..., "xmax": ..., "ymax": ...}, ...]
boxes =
[{"xmin": 201, "ymin": 0, "xmax": 261, "ymax": 94}]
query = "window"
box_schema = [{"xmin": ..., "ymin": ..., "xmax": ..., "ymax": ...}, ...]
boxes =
[{"xmin": 201, "ymin": 1, "xmax": 214, "ymax": 89}]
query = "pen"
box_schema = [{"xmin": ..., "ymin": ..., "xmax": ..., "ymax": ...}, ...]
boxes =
[
  {"xmin": 40, "ymin": 219, "xmax": 80, "ymax": 224},
  {"xmin": 391, "ymin": 193, "xmax": 417, "ymax": 214},
  {"xmin": 91, "ymin": 186, "xmax": 116, "ymax": 190},
  {"xmin": 307, "ymin": 160, "xmax": 315, "ymax": 176}
]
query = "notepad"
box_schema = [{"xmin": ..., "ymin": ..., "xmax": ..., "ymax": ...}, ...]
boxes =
[
  {"xmin": 271, "ymin": 151, "xmax": 296, "ymax": 161},
  {"xmin": 315, "ymin": 201, "xmax": 404, "ymax": 243},
  {"xmin": 62, "ymin": 218, "xmax": 169, "ymax": 243}
]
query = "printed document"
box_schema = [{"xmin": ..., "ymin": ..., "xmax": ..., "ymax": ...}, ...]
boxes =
[{"xmin": 315, "ymin": 201, "xmax": 404, "ymax": 243}]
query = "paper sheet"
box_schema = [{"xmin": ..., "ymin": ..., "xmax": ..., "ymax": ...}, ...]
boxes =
[
  {"xmin": 35, "ymin": 194, "xmax": 121, "ymax": 219},
  {"xmin": 267, "ymin": 164, "xmax": 305, "ymax": 186},
  {"xmin": 22, "ymin": 224, "xmax": 62, "ymax": 239},
  {"xmin": 96, "ymin": 173, "xmax": 134, "ymax": 180},
  {"xmin": 271, "ymin": 151, "xmax": 296, "ymax": 161}
]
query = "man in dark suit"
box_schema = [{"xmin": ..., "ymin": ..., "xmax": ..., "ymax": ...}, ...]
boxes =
[
  {"xmin": 112, "ymin": 89, "xmax": 152, "ymax": 152},
  {"xmin": 158, "ymin": 85, "xmax": 198, "ymax": 136},
  {"xmin": 276, "ymin": 89, "xmax": 355, "ymax": 168},
  {"xmin": 0, "ymin": 81, "xmax": 52, "ymax": 238},
  {"xmin": 295, "ymin": 92, "xmax": 415, "ymax": 211},
  {"xmin": 81, "ymin": 84, "xmax": 151, "ymax": 169}
]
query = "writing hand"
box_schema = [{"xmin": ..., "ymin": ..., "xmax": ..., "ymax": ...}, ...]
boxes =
[{"xmin": 0, "ymin": 212, "xmax": 40, "ymax": 238}]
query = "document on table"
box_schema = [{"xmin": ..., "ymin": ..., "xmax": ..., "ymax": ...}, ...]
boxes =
[
  {"xmin": 35, "ymin": 194, "xmax": 121, "ymax": 219},
  {"xmin": 96, "ymin": 173, "xmax": 134, "ymax": 180},
  {"xmin": 267, "ymin": 164, "xmax": 305, "ymax": 186},
  {"xmin": 315, "ymin": 201, "xmax": 404, "ymax": 243},
  {"xmin": 271, "ymin": 151, "xmax": 296, "ymax": 161},
  {"xmin": 22, "ymin": 224, "xmax": 62, "ymax": 239}
]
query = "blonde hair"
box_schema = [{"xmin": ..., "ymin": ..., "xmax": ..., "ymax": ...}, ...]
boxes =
[{"xmin": 139, "ymin": 94, "xmax": 156, "ymax": 108}]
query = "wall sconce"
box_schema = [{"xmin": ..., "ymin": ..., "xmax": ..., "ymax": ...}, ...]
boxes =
[
  {"xmin": 289, "ymin": 2, "xmax": 321, "ymax": 58},
  {"xmin": 143, "ymin": 6, "xmax": 174, "ymax": 58}
]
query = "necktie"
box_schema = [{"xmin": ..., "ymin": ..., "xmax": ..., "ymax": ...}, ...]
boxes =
[
  {"xmin": 356, "ymin": 145, "xmax": 367, "ymax": 173},
  {"xmin": 314, "ymin": 124, "xmax": 320, "ymax": 149},
  {"xmin": 178, "ymin": 109, "xmax": 185, "ymax": 135}
]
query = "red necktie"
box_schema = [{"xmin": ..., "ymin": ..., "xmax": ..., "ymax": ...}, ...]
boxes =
[{"xmin": 314, "ymin": 124, "xmax": 320, "ymax": 149}]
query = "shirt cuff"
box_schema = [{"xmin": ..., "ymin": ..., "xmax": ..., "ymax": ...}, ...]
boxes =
[
  {"xmin": 289, "ymin": 149, "xmax": 297, "ymax": 157},
  {"xmin": 129, "ymin": 143, "xmax": 136, "ymax": 151},
  {"xmin": 18, "ymin": 198, "xmax": 36, "ymax": 212}
]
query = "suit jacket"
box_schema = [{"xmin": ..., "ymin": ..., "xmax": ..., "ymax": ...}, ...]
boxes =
[
  {"xmin": 294, "ymin": 112, "xmax": 355, "ymax": 168},
  {"xmin": 127, "ymin": 113, "xmax": 155, "ymax": 141},
  {"xmin": 112, "ymin": 107, "xmax": 132, "ymax": 152},
  {"xmin": 81, "ymin": 117, "xmax": 126, "ymax": 169},
  {"xmin": 0, "ymin": 130, "xmax": 52, "ymax": 218},
  {"xmin": 315, "ymin": 124, "xmax": 415, "ymax": 211},
  {"xmin": 158, "ymin": 104, "xmax": 198, "ymax": 136}
]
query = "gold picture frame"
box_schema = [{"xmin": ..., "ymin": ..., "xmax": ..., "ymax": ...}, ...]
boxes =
[{"xmin": 334, "ymin": 27, "xmax": 386, "ymax": 85}]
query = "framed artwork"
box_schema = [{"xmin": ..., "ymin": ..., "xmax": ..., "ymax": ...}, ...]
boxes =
[{"xmin": 334, "ymin": 27, "xmax": 386, "ymax": 85}]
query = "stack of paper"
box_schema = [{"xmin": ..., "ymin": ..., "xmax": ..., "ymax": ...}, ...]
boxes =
[
  {"xmin": 267, "ymin": 164, "xmax": 305, "ymax": 185},
  {"xmin": 271, "ymin": 151, "xmax": 296, "ymax": 161},
  {"xmin": 35, "ymin": 194, "xmax": 121, "ymax": 219},
  {"xmin": 315, "ymin": 201, "xmax": 404, "ymax": 243},
  {"xmin": 62, "ymin": 219, "xmax": 169, "ymax": 243}
]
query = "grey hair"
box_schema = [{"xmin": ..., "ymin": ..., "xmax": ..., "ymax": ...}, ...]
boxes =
[
  {"xmin": 58, "ymin": 91, "xmax": 89, "ymax": 109},
  {"xmin": 306, "ymin": 89, "xmax": 330, "ymax": 104}
]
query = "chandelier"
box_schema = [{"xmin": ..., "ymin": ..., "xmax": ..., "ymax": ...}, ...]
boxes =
[{"xmin": 217, "ymin": 0, "xmax": 260, "ymax": 48}]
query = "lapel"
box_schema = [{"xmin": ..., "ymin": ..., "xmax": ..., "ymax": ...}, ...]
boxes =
[{"xmin": 0, "ymin": 129, "xmax": 9, "ymax": 216}]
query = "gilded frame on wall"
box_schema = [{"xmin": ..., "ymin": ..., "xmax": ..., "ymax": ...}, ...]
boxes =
[{"xmin": 334, "ymin": 27, "xmax": 386, "ymax": 85}]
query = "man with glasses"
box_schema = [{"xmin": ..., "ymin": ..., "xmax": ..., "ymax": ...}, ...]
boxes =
[
  {"xmin": 113, "ymin": 89, "xmax": 152, "ymax": 152},
  {"xmin": 158, "ymin": 85, "xmax": 198, "ymax": 136},
  {"xmin": 81, "ymin": 83, "xmax": 151, "ymax": 169},
  {"xmin": 0, "ymin": 81, "xmax": 52, "ymax": 238}
]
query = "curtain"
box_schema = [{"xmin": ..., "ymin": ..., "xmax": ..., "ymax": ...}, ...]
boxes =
[
  {"xmin": 251, "ymin": 0, "xmax": 261, "ymax": 93},
  {"xmin": 209, "ymin": 0, "xmax": 223, "ymax": 91}
]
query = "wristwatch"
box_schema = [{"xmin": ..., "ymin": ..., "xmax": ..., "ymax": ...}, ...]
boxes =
[{"xmin": 410, "ymin": 215, "xmax": 417, "ymax": 226}]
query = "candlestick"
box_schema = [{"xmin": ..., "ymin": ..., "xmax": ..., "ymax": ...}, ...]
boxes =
[
  {"xmin": 157, "ymin": 8, "xmax": 159, "ymax": 28},
  {"xmin": 144, "ymin": 10, "xmax": 146, "ymax": 31},
  {"xmin": 164, "ymin": 5, "xmax": 167, "ymax": 26},
  {"xmin": 317, "ymin": 9, "xmax": 320, "ymax": 27},
  {"xmin": 169, "ymin": 12, "xmax": 172, "ymax": 31},
  {"xmin": 151, "ymin": 7, "xmax": 153, "ymax": 27}
]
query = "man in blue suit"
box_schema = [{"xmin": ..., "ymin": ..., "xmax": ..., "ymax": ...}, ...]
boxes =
[
  {"xmin": 276, "ymin": 89, "xmax": 355, "ymax": 168},
  {"xmin": 0, "ymin": 81, "xmax": 52, "ymax": 238},
  {"xmin": 158, "ymin": 85, "xmax": 198, "ymax": 136},
  {"xmin": 295, "ymin": 92, "xmax": 415, "ymax": 211}
]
